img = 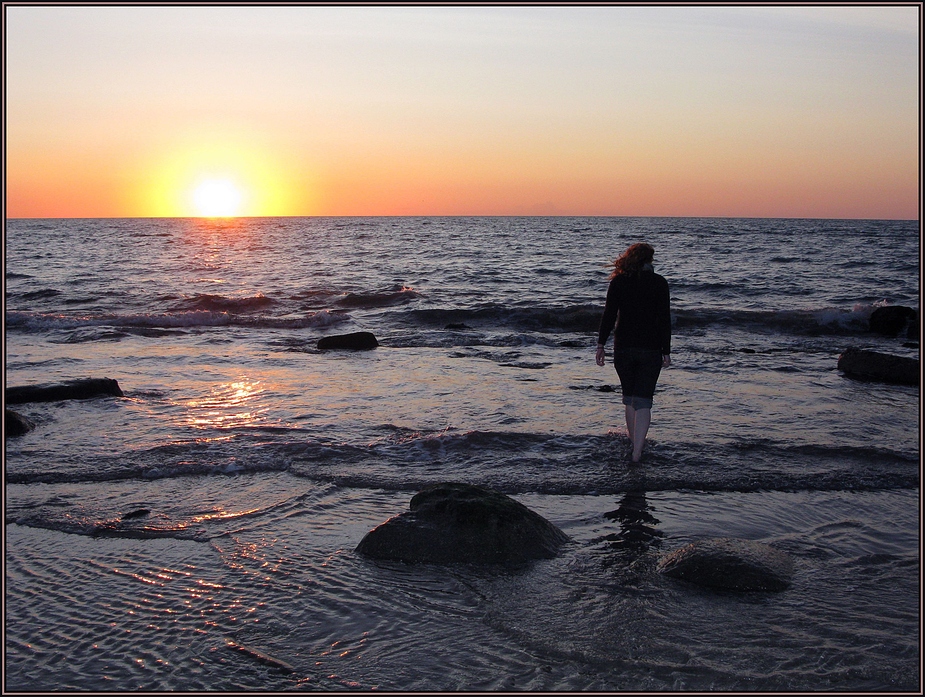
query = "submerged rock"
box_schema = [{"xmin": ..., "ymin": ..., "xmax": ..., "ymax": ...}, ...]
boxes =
[
  {"xmin": 657, "ymin": 537, "xmax": 794, "ymax": 592},
  {"xmin": 121, "ymin": 509, "xmax": 151, "ymax": 520},
  {"xmin": 317, "ymin": 331, "xmax": 379, "ymax": 351},
  {"xmin": 356, "ymin": 482, "xmax": 570, "ymax": 564},
  {"xmin": 5, "ymin": 409, "xmax": 36, "ymax": 437},
  {"xmin": 837, "ymin": 348, "xmax": 919, "ymax": 386},
  {"xmin": 225, "ymin": 639, "xmax": 295, "ymax": 674},
  {"xmin": 6, "ymin": 377, "xmax": 124, "ymax": 404}
]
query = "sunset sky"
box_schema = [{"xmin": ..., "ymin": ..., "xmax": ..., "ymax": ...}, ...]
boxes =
[{"xmin": 5, "ymin": 4, "xmax": 920, "ymax": 219}]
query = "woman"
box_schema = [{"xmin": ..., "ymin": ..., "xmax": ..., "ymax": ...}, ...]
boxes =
[{"xmin": 595, "ymin": 243, "xmax": 671, "ymax": 462}]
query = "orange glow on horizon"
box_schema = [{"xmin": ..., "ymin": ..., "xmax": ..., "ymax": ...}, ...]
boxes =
[
  {"xmin": 130, "ymin": 135, "xmax": 311, "ymax": 218},
  {"xmin": 4, "ymin": 131, "xmax": 918, "ymax": 220}
]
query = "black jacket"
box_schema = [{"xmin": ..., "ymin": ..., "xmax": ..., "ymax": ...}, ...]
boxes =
[{"xmin": 597, "ymin": 270, "xmax": 671, "ymax": 355}]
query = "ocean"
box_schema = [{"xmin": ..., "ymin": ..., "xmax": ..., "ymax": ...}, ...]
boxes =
[{"xmin": 4, "ymin": 216, "xmax": 920, "ymax": 692}]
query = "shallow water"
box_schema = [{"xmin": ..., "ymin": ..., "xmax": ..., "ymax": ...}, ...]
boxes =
[
  {"xmin": 5, "ymin": 483, "xmax": 918, "ymax": 691},
  {"xmin": 4, "ymin": 216, "xmax": 920, "ymax": 691}
]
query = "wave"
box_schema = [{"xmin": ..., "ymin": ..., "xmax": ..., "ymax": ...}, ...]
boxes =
[
  {"xmin": 394, "ymin": 304, "xmax": 602, "ymax": 333},
  {"xmin": 8, "ymin": 510, "xmax": 210, "ymax": 541},
  {"xmin": 5, "ymin": 309, "xmax": 350, "ymax": 333},
  {"xmin": 167, "ymin": 293, "xmax": 277, "ymax": 314},
  {"xmin": 16, "ymin": 289, "xmax": 62, "ymax": 300},
  {"xmin": 5, "ymin": 429, "xmax": 916, "ymax": 543},
  {"xmin": 335, "ymin": 286, "xmax": 420, "ymax": 309},
  {"xmin": 391, "ymin": 302, "xmax": 894, "ymax": 337},
  {"xmin": 5, "ymin": 302, "xmax": 908, "ymax": 350},
  {"xmin": 671, "ymin": 305, "xmax": 885, "ymax": 335},
  {"xmin": 7, "ymin": 430, "xmax": 917, "ymax": 495},
  {"xmin": 5, "ymin": 486, "xmax": 322, "ymax": 542}
]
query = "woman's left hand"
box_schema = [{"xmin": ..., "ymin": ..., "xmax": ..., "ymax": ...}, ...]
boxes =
[{"xmin": 595, "ymin": 346, "xmax": 606, "ymax": 366}]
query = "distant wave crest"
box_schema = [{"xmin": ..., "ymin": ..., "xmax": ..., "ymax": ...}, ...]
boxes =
[
  {"xmin": 5, "ymin": 308, "xmax": 349, "ymax": 332},
  {"xmin": 336, "ymin": 285, "xmax": 420, "ymax": 309},
  {"xmin": 168, "ymin": 293, "xmax": 277, "ymax": 314}
]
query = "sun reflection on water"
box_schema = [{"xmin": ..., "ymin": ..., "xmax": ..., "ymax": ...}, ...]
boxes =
[
  {"xmin": 190, "ymin": 508, "xmax": 261, "ymax": 524},
  {"xmin": 185, "ymin": 380, "xmax": 267, "ymax": 430}
]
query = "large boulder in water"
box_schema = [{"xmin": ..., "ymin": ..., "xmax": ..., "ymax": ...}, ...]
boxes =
[
  {"xmin": 5, "ymin": 409, "xmax": 36, "ymax": 437},
  {"xmin": 317, "ymin": 331, "xmax": 379, "ymax": 351},
  {"xmin": 869, "ymin": 305, "xmax": 918, "ymax": 338},
  {"xmin": 837, "ymin": 347, "xmax": 918, "ymax": 386},
  {"xmin": 5, "ymin": 378, "xmax": 124, "ymax": 404},
  {"xmin": 657, "ymin": 538, "xmax": 794, "ymax": 592},
  {"xmin": 356, "ymin": 482, "xmax": 570, "ymax": 564}
]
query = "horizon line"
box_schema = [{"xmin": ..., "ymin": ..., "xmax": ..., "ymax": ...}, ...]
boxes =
[{"xmin": 5, "ymin": 214, "xmax": 920, "ymax": 223}]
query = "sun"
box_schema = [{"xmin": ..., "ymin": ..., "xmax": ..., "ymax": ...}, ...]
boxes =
[
  {"xmin": 193, "ymin": 178, "xmax": 243, "ymax": 217},
  {"xmin": 136, "ymin": 132, "xmax": 314, "ymax": 217}
]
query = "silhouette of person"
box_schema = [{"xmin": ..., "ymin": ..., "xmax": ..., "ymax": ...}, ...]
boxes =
[{"xmin": 596, "ymin": 243, "xmax": 671, "ymax": 462}]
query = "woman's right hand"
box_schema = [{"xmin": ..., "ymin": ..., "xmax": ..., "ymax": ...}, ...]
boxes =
[{"xmin": 595, "ymin": 346, "xmax": 606, "ymax": 366}]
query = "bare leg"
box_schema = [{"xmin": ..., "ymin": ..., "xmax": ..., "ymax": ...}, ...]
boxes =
[
  {"xmin": 631, "ymin": 408, "xmax": 652, "ymax": 462},
  {"xmin": 624, "ymin": 405, "xmax": 636, "ymax": 446}
]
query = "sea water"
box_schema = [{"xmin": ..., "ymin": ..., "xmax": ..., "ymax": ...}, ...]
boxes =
[{"xmin": 4, "ymin": 216, "xmax": 920, "ymax": 691}]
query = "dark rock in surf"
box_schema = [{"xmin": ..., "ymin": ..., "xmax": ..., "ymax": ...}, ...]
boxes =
[
  {"xmin": 5, "ymin": 409, "xmax": 36, "ymax": 437},
  {"xmin": 908, "ymin": 314, "xmax": 920, "ymax": 340},
  {"xmin": 5, "ymin": 378, "xmax": 124, "ymax": 404},
  {"xmin": 225, "ymin": 639, "xmax": 295, "ymax": 674},
  {"xmin": 356, "ymin": 482, "xmax": 570, "ymax": 564},
  {"xmin": 869, "ymin": 305, "xmax": 917, "ymax": 337},
  {"xmin": 444, "ymin": 323, "xmax": 472, "ymax": 330},
  {"xmin": 837, "ymin": 347, "xmax": 918, "ymax": 386},
  {"xmin": 657, "ymin": 538, "xmax": 794, "ymax": 592},
  {"xmin": 317, "ymin": 331, "xmax": 379, "ymax": 351},
  {"xmin": 121, "ymin": 509, "xmax": 151, "ymax": 520}
]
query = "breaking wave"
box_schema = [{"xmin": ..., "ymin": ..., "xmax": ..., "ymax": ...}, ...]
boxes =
[
  {"xmin": 166, "ymin": 293, "xmax": 278, "ymax": 313},
  {"xmin": 6, "ymin": 428, "xmax": 917, "ymax": 494},
  {"xmin": 392, "ymin": 302, "xmax": 903, "ymax": 337},
  {"xmin": 5, "ymin": 309, "xmax": 350, "ymax": 333},
  {"xmin": 335, "ymin": 285, "xmax": 420, "ymax": 309}
]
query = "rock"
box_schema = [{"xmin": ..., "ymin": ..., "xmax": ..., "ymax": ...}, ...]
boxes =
[
  {"xmin": 657, "ymin": 538, "xmax": 794, "ymax": 592},
  {"xmin": 225, "ymin": 640, "xmax": 295, "ymax": 674},
  {"xmin": 317, "ymin": 331, "xmax": 379, "ymax": 351},
  {"xmin": 837, "ymin": 347, "xmax": 919, "ymax": 386},
  {"xmin": 5, "ymin": 409, "xmax": 36, "ymax": 437},
  {"xmin": 5, "ymin": 378, "xmax": 124, "ymax": 405},
  {"xmin": 121, "ymin": 509, "xmax": 151, "ymax": 520},
  {"xmin": 869, "ymin": 306, "xmax": 917, "ymax": 337},
  {"xmin": 356, "ymin": 482, "xmax": 570, "ymax": 564}
]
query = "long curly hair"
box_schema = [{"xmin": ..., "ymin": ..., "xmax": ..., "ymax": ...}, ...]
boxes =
[{"xmin": 609, "ymin": 243, "xmax": 655, "ymax": 279}]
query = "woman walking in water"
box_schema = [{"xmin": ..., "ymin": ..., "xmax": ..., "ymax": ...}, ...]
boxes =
[{"xmin": 595, "ymin": 243, "xmax": 671, "ymax": 462}]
